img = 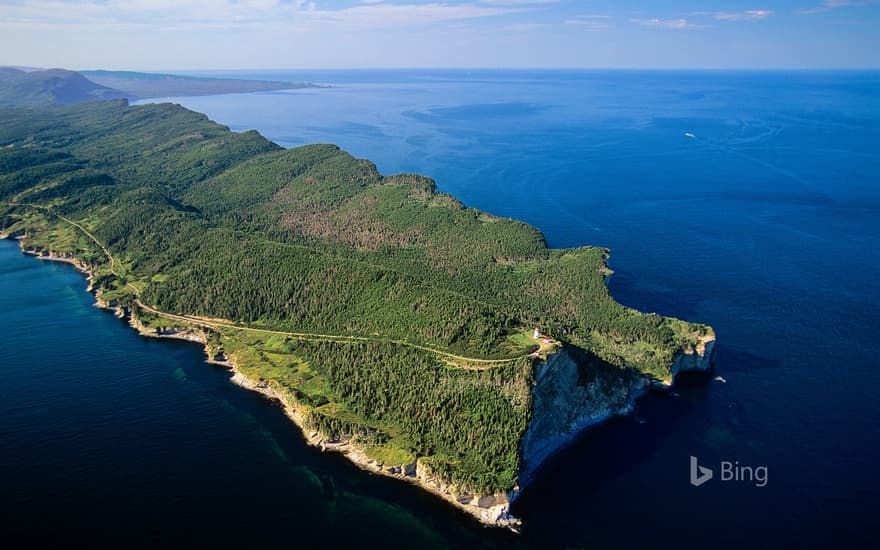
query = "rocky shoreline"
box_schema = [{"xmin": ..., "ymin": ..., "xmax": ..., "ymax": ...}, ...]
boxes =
[
  {"xmin": 8, "ymin": 238, "xmax": 521, "ymax": 529},
  {"xmin": 6, "ymin": 236, "xmax": 714, "ymax": 530},
  {"xmin": 126, "ymin": 306, "xmax": 521, "ymax": 527},
  {"xmin": 129, "ymin": 313, "xmax": 520, "ymax": 528},
  {"xmin": 223, "ymin": 367, "xmax": 519, "ymax": 528}
]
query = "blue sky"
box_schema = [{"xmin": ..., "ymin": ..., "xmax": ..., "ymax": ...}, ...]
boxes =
[{"xmin": 1, "ymin": 1, "xmax": 878, "ymax": 69}]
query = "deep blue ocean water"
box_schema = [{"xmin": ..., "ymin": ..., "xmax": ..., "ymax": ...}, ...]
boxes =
[{"xmin": 2, "ymin": 70, "xmax": 878, "ymax": 548}]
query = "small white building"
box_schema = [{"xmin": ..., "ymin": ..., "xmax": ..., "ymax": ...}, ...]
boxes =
[{"xmin": 533, "ymin": 327, "xmax": 541, "ymax": 340}]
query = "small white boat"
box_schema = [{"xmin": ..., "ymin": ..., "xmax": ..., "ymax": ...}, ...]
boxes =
[
  {"xmin": 684, "ymin": 132, "xmax": 696, "ymax": 138},
  {"xmin": 714, "ymin": 376, "xmax": 727, "ymax": 383}
]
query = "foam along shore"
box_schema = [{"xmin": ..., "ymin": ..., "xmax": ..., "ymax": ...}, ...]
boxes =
[{"xmin": 6, "ymin": 237, "xmax": 522, "ymax": 529}]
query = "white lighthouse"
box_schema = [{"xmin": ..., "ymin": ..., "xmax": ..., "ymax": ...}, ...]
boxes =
[{"xmin": 533, "ymin": 327, "xmax": 541, "ymax": 340}]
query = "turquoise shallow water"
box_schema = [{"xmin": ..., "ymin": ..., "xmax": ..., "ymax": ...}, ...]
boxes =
[{"xmin": 1, "ymin": 70, "xmax": 877, "ymax": 548}]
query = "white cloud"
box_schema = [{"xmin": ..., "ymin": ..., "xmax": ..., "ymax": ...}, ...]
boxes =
[
  {"xmin": 820, "ymin": 0, "xmax": 874, "ymax": 6},
  {"xmin": 630, "ymin": 18, "xmax": 702, "ymax": 29},
  {"xmin": 500, "ymin": 22, "xmax": 552, "ymax": 31},
  {"xmin": 798, "ymin": 0, "xmax": 877, "ymax": 14},
  {"xmin": 564, "ymin": 15, "xmax": 613, "ymax": 30},
  {"xmin": 703, "ymin": 10, "xmax": 773, "ymax": 21},
  {"xmin": 0, "ymin": 1, "xmax": 520, "ymax": 31},
  {"xmin": 480, "ymin": 0, "xmax": 558, "ymax": 4},
  {"xmin": 310, "ymin": 3, "xmax": 519, "ymax": 28},
  {"xmin": 0, "ymin": 0, "xmax": 300, "ymax": 27}
]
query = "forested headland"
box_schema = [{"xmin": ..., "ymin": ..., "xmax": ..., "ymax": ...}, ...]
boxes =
[{"xmin": 0, "ymin": 99, "xmax": 712, "ymax": 496}]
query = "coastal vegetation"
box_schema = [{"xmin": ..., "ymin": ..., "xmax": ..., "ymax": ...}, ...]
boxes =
[{"xmin": 0, "ymin": 100, "xmax": 711, "ymax": 495}]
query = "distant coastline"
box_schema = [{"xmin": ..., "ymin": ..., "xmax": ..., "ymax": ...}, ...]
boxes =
[
  {"xmin": 0, "ymin": 67, "xmax": 320, "ymax": 107},
  {"xmin": 81, "ymin": 69, "xmax": 322, "ymax": 100}
]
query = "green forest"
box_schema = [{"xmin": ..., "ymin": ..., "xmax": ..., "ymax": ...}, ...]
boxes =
[{"xmin": 0, "ymin": 100, "xmax": 712, "ymax": 494}]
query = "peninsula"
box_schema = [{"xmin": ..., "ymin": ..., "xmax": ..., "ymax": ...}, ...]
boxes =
[
  {"xmin": 0, "ymin": 68, "xmax": 313, "ymax": 107},
  {"xmin": 81, "ymin": 70, "xmax": 317, "ymax": 100},
  {"xmin": 0, "ymin": 99, "xmax": 714, "ymax": 527}
]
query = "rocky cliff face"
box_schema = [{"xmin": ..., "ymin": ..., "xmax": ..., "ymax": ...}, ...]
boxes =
[
  {"xmin": 228, "ymin": 366, "xmax": 522, "ymax": 528},
  {"xmin": 516, "ymin": 339, "xmax": 715, "ymax": 493},
  {"xmin": 669, "ymin": 334, "xmax": 716, "ymax": 380},
  {"xmin": 517, "ymin": 347, "xmax": 648, "ymax": 490}
]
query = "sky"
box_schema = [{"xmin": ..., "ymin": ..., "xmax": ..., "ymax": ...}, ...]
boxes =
[{"xmin": 1, "ymin": 0, "xmax": 878, "ymax": 70}]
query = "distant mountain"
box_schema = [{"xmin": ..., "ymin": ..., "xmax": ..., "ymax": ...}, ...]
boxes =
[
  {"xmin": 81, "ymin": 70, "xmax": 314, "ymax": 99},
  {"xmin": 0, "ymin": 68, "xmax": 127, "ymax": 107},
  {"xmin": 0, "ymin": 67, "xmax": 316, "ymax": 107}
]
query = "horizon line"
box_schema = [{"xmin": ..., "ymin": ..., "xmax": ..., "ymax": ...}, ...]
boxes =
[
  {"xmin": 62, "ymin": 66, "xmax": 880, "ymax": 73},
  {"xmin": 6, "ymin": 64, "xmax": 880, "ymax": 73}
]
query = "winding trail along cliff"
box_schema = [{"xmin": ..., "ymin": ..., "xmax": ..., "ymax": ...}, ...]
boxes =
[
  {"xmin": 0, "ymin": 100, "xmax": 717, "ymax": 529},
  {"xmin": 2, "ymin": 202, "xmax": 519, "ymax": 369},
  {"xmin": 3, "ymin": 210, "xmax": 524, "ymax": 527},
  {"xmin": 4, "ymin": 217, "xmax": 715, "ymax": 529}
]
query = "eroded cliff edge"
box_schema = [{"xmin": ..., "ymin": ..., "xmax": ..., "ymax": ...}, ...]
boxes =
[{"xmin": 517, "ymin": 338, "xmax": 715, "ymax": 494}]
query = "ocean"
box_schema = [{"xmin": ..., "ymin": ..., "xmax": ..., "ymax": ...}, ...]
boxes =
[{"xmin": 2, "ymin": 70, "xmax": 878, "ymax": 548}]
